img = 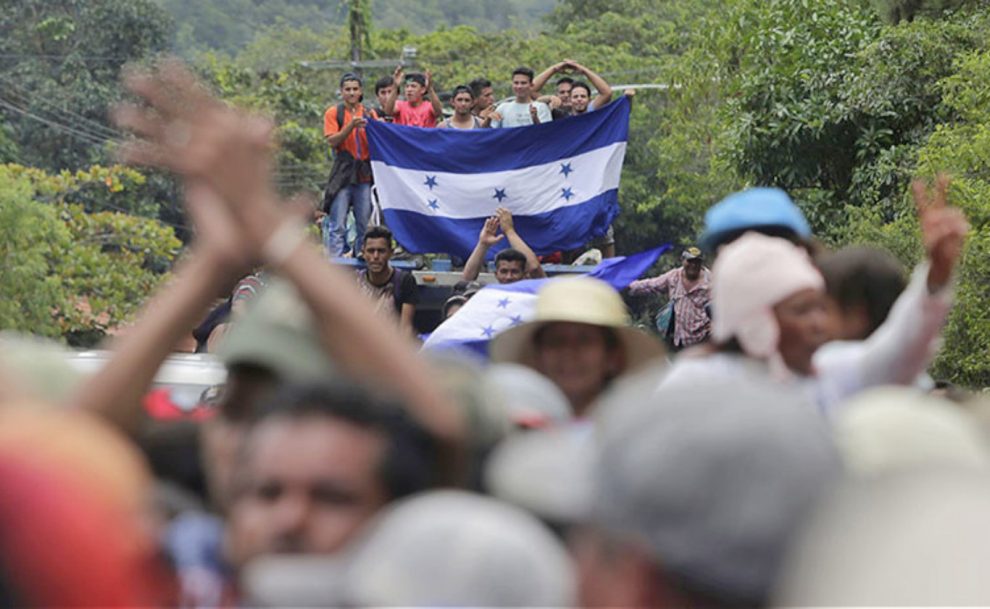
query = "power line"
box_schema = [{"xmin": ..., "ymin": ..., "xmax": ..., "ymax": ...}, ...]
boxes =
[{"xmin": 0, "ymin": 96, "xmax": 111, "ymax": 146}]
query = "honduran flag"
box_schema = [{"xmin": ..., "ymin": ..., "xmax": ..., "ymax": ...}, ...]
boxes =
[
  {"xmin": 366, "ymin": 97, "xmax": 630, "ymax": 259},
  {"xmin": 422, "ymin": 243, "xmax": 670, "ymax": 356}
]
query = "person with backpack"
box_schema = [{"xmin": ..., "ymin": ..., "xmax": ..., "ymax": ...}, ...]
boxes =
[
  {"xmin": 629, "ymin": 247, "xmax": 711, "ymax": 351},
  {"xmin": 322, "ymin": 73, "xmax": 379, "ymax": 258}
]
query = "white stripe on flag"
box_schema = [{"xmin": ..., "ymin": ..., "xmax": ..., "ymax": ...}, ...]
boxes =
[{"xmin": 372, "ymin": 142, "xmax": 626, "ymax": 219}]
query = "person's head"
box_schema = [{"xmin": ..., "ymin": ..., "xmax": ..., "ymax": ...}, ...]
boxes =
[
  {"xmin": 490, "ymin": 278, "xmax": 665, "ymax": 415},
  {"xmin": 469, "ymin": 77, "xmax": 493, "ymax": 111},
  {"xmin": 578, "ymin": 378, "xmax": 838, "ymax": 607},
  {"xmin": 494, "ymin": 248, "xmax": 527, "ymax": 283},
  {"xmin": 374, "ymin": 76, "xmax": 393, "ymax": 109},
  {"xmin": 555, "ymin": 76, "xmax": 574, "ymax": 107},
  {"xmin": 570, "ymin": 81, "xmax": 592, "ymax": 114},
  {"xmin": 712, "ymin": 233, "xmax": 828, "ymax": 376},
  {"xmin": 681, "ymin": 246, "xmax": 704, "ymax": 280},
  {"xmin": 442, "ymin": 295, "xmax": 467, "ymax": 320},
  {"xmin": 511, "ymin": 67, "xmax": 535, "ymax": 101},
  {"xmin": 701, "ymin": 187, "xmax": 813, "ymax": 253},
  {"xmin": 339, "ymin": 73, "xmax": 363, "ymax": 106},
  {"xmin": 816, "ymin": 246, "xmax": 907, "ymax": 341},
  {"xmin": 225, "ymin": 382, "xmax": 436, "ymax": 569},
  {"xmin": 403, "ymin": 72, "xmax": 426, "ymax": 103},
  {"xmin": 242, "ymin": 491, "xmax": 575, "ymax": 607},
  {"xmin": 361, "ymin": 226, "xmax": 394, "ymax": 275},
  {"xmin": 450, "ymin": 85, "xmax": 474, "ymax": 117}
]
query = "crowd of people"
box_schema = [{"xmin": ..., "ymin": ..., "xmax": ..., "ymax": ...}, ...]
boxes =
[
  {"xmin": 4, "ymin": 58, "xmax": 990, "ymax": 608},
  {"xmin": 321, "ymin": 60, "xmax": 627, "ymax": 260}
]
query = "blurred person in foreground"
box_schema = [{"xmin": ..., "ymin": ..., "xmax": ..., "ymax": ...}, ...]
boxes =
[
  {"xmin": 660, "ymin": 176, "xmax": 967, "ymax": 413},
  {"xmin": 491, "ymin": 277, "xmax": 665, "ymax": 417},
  {"xmin": 242, "ymin": 491, "xmax": 574, "ymax": 607},
  {"xmin": 65, "ymin": 58, "xmax": 470, "ymax": 605},
  {"xmin": 223, "ymin": 383, "xmax": 437, "ymax": 578},
  {"xmin": 488, "ymin": 375, "xmax": 838, "ymax": 607}
]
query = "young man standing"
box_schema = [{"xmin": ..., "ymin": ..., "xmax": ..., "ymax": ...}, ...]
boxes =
[
  {"xmin": 384, "ymin": 66, "xmax": 443, "ymax": 128},
  {"xmin": 438, "ymin": 86, "xmax": 485, "ymax": 129},
  {"xmin": 462, "ymin": 208, "xmax": 546, "ymax": 283},
  {"xmin": 469, "ymin": 78, "xmax": 495, "ymax": 116},
  {"xmin": 490, "ymin": 67, "xmax": 552, "ymax": 128},
  {"xmin": 323, "ymin": 73, "xmax": 378, "ymax": 257},
  {"xmin": 356, "ymin": 226, "xmax": 419, "ymax": 334}
]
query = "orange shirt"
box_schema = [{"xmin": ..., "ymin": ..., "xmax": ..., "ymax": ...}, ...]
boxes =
[{"xmin": 323, "ymin": 104, "xmax": 377, "ymax": 160}]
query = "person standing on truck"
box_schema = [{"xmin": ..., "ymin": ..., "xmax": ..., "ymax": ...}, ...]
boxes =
[
  {"xmin": 355, "ymin": 226, "xmax": 419, "ymax": 335},
  {"xmin": 462, "ymin": 208, "xmax": 547, "ymax": 284}
]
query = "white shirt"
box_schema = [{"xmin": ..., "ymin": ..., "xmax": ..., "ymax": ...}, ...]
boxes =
[
  {"xmin": 491, "ymin": 101, "xmax": 553, "ymax": 128},
  {"xmin": 659, "ymin": 264, "xmax": 951, "ymax": 415}
]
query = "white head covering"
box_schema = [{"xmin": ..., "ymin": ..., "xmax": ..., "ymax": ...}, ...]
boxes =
[{"xmin": 711, "ymin": 233, "xmax": 824, "ymax": 359}]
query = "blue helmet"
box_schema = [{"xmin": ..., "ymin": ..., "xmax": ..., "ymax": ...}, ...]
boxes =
[{"xmin": 700, "ymin": 187, "xmax": 812, "ymax": 252}]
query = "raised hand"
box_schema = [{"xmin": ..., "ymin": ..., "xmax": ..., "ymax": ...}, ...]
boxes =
[
  {"xmin": 479, "ymin": 216, "xmax": 504, "ymax": 247},
  {"xmin": 912, "ymin": 173, "xmax": 969, "ymax": 292},
  {"xmin": 393, "ymin": 64, "xmax": 404, "ymax": 87},
  {"xmin": 495, "ymin": 207, "xmax": 515, "ymax": 234},
  {"xmin": 529, "ymin": 104, "xmax": 539, "ymax": 122},
  {"xmin": 114, "ymin": 60, "xmax": 276, "ymax": 217},
  {"xmin": 424, "ymin": 70, "xmax": 433, "ymax": 91}
]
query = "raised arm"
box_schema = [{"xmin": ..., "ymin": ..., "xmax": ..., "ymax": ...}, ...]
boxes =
[
  {"xmin": 67, "ymin": 179, "xmax": 250, "ymax": 434},
  {"xmin": 495, "ymin": 207, "xmax": 546, "ymax": 279},
  {"xmin": 462, "ymin": 216, "xmax": 503, "ymax": 281},
  {"xmin": 425, "ymin": 71, "xmax": 444, "ymax": 122},
  {"xmin": 532, "ymin": 61, "xmax": 567, "ymax": 97},
  {"xmin": 569, "ymin": 60, "xmax": 612, "ymax": 109},
  {"xmin": 111, "ymin": 60, "xmax": 467, "ymax": 455},
  {"xmin": 816, "ymin": 175, "xmax": 968, "ymax": 401},
  {"xmin": 628, "ymin": 268, "xmax": 675, "ymax": 296},
  {"xmin": 383, "ymin": 65, "xmax": 402, "ymax": 117}
]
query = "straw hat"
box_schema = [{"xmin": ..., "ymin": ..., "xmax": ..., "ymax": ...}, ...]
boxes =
[{"xmin": 489, "ymin": 277, "xmax": 665, "ymax": 370}]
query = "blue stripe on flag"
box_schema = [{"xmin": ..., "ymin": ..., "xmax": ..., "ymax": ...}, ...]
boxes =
[
  {"xmin": 367, "ymin": 97, "xmax": 630, "ymax": 173},
  {"xmin": 383, "ymin": 190, "xmax": 620, "ymax": 259}
]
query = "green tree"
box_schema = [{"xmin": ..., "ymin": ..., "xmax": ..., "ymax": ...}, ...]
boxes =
[{"xmin": 0, "ymin": 0, "xmax": 173, "ymax": 171}]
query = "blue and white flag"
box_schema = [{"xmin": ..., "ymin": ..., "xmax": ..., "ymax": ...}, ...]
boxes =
[
  {"xmin": 366, "ymin": 97, "xmax": 631, "ymax": 259},
  {"xmin": 422, "ymin": 243, "xmax": 670, "ymax": 356}
]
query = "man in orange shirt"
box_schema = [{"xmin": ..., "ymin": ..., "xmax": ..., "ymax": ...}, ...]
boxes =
[{"xmin": 323, "ymin": 73, "xmax": 378, "ymax": 257}]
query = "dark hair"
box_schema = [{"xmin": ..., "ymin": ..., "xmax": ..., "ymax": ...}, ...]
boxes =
[
  {"xmin": 442, "ymin": 295, "xmax": 468, "ymax": 320},
  {"xmin": 816, "ymin": 245, "xmax": 907, "ymax": 337},
  {"xmin": 363, "ymin": 225, "xmax": 393, "ymax": 247},
  {"xmin": 570, "ymin": 81, "xmax": 592, "ymax": 97},
  {"xmin": 468, "ymin": 78, "xmax": 492, "ymax": 98},
  {"xmin": 494, "ymin": 248, "xmax": 527, "ymax": 268},
  {"xmin": 404, "ymin": 72, "xmax": 427, "ymax": 87},
  {"xmin": 340, "ymin": 72, "xmax": 363, "ymax": 88},
  {"xmin": 512, "ymin": 67, "xmax": 535, "ymax": 82},
  {"xmin": 252, "ymin": 382, "xmax": 438, "ymax": 500},
  {"xmin": 555, "ymin": 76, "xmax": 575, "ymax": 87},
  {"xmin": 452, "ymin": 85, "xmax": 474, "ymax": 99},
  {"xmin": 374, "ymin": 75, "xmax": 393, "ymax": 95}
]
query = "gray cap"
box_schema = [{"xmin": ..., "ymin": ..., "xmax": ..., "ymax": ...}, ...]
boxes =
[
  {"xmin": 216, "ymin": 279, "xmax": 335, "ymax": 382},
  {"xmin": 593, "ymin": 374, "xmax": 839, "ymax": 605},
  {"xmin": 777, "ymin": 470, "xmax": 990, "ymax": 606},
  {"xmin": 243, "ymin": 490, "xmax": 575, "ymax": 607},
  {"xmin": 481, "ymin": 363, "xmax": 574, "ymax": 428}
]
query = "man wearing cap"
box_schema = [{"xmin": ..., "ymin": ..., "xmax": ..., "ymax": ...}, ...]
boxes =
[
  {"xmin": 323, "ymin": 73, "xmax": 378, "ymax": 257},
  {"xmin": 628, "ymin": 247, "xmax": 711, "ymax": 351},
  {"xmin": 491, "ymin": 277, "xmax": 665, "ymax": 416}
]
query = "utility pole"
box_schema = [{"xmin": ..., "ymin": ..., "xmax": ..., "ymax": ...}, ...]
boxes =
[{"xmin": 347, "ymin": 0, "xmax": 371, "ymax": 77}]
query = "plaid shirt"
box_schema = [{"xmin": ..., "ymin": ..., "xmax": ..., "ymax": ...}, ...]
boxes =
[{"xmin": 630, "ymin": 267, "xmax": 712, "ymax": 347}]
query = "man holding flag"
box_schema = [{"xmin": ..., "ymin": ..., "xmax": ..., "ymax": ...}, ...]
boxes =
[{"xmin": 365, "ymin": 94, "xmax": 632, "ymax": 261}]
